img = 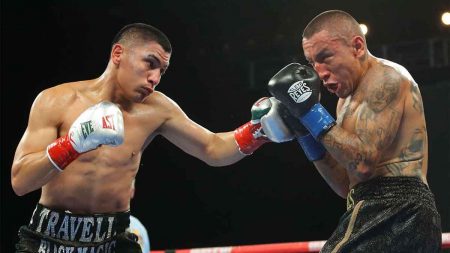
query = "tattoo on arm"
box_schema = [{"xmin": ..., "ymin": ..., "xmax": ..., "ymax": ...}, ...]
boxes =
[
  {"xmin": 410, "ymin": 83, "xmax": 424, "ymax": 113},
  {"xmin": 400, "ymin": 128, "xmax": 424, "ymax": 161},
  {"xmin": 348, "ymin": 153, "xmax": 364, "ymax": 171}
]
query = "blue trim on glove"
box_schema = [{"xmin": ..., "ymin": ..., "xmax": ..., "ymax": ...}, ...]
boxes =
[
  {"xmin": 299, "ymin": 103, "xmax": 336, "ymax": 139},
  {"xmin": 297, "ymin": 134, "xmax": 326, "ymax": 161}
]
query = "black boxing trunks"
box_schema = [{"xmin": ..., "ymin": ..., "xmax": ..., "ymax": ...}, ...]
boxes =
[
  {"xmin": 15, "ymin": 204, "xmax": 142, "ymax": 253},
  {"xmin": 321, "ymin": 176, "xmax": 441, "ymax": 253}
]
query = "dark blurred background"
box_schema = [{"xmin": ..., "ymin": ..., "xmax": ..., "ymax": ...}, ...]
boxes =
[{"xmin": 1, "ymin": 0, "xmax": 449, "ymax": 252}]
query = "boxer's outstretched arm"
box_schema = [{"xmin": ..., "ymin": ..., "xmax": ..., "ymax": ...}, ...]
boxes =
[
  {"xmin": 11, "ymin": 89, "xmax": 62, "ymax": 196},
  {"xmin": 158, "ymin": 98, "xmax": 245, "ymax": 167},
  {"xmin": 162, "ymin": 115, "xmax": 243, "ymax": 167}
]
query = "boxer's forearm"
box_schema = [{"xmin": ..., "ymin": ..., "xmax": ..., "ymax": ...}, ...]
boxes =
[
  {"xmin": 313, "ymin": 153, "xmax": 350, "ymax": 198},
  {"xmin": 320, "ymin": 126, "xmax": 382, "ymax": 177},
  {"xmin": 11, "ymin": 151, "xmax": 59, "ymax": 196},
  {"xmin": 203, "ymin": 131, "xmax": 246, "ymax": 167}
]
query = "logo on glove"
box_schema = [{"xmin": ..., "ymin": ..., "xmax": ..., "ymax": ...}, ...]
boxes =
[
  {"xmin": 81, "ymin": 121, "xmax": 94, "ymax": 139},
  {"xmin": 102, "ymin": 115, "xmax": 116, "ymax": 130},
  {"xmin": 288, "ymin": 80, "xmax": 312, "ymax": 103}
]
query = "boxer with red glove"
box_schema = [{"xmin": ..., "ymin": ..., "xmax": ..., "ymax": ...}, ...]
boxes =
[
  {"xmin": 47, "ymin": 101, "xmax": 124, "ymax": 171},
  {"xmin": 234, "ymin": 97, "xmax": 295, "ymax": 155}
]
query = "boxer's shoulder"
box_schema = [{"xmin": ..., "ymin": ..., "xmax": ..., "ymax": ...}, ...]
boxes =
[
  {"xmin": 359, "ymin": 62, "xmax": 407, "ymax": 106},
  {"xmin": 37, "ymin": 81, "xmax": 84, "ymax": 105},
  {"xmin": 31, "ymin": 81, "xmax": 96, "ymax": 128},
  {"xmin": 370, "ymin": 58, "xmax": 413, "ymax": 94},
  {"xmin": 142, "ymin": 91, "xmax": 183, "ymax": 114}
]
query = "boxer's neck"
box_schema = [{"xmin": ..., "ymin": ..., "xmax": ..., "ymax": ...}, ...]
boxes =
[{"xmin": 92, "ymin": 67, "xmax": 132, "ymax": 107}]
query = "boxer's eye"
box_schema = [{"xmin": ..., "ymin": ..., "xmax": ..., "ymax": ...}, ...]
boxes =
[
  {"xmin": 144, "ymin": 56, "xmax": 161, "ymax": 70},
  {"xmin": 313, "ymin": 49, "xmax": 333, "ymax": 64},
  {"xmin": 145, "ymin": 59, "xmax": 156, "ymax": 69}
]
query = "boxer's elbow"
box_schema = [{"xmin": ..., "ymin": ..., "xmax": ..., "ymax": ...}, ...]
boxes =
[
  {"xmin": 11, "ymin": 164, "xmax": 32, "ymax": 196},
  {"xmin": 204, "ymin": 159, "xmax": 225, "ymax": 167},
  {"xmin": 202, "ymin": 148, "xmax": 241, "ymax": 167},
  {"xmin": 12, "ymin": 184, "xmax": 28, "ymax": 196},
  {"xmin": 353, "ymin": 145, "xmax": 381, "ymax": 178},
  {"xmin": 335, "ymin": 187, "xmax": 349, "ymax": 199},
  {"xmin": 328, "ymin": 180, "xmax": 350, "ymax": 199},
  {"xmin": 11, "ymin": 174, "xmax": 29, "ymax": 196},
  {"xmin": 196, "ymin": 143, "xmax": 223, "ymax": 167},
  {"xmin": 202, "ymin": 150, "xmax": 231, "ymax": 167}
]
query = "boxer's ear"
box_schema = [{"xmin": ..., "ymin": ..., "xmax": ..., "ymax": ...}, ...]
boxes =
[
  {"xmin": 351, "ymin": 36, "xmax": 365, "ymax": 59},
  {"xmin": 111, "ymin": 44, "xmax": 124, "ymax": 65}
]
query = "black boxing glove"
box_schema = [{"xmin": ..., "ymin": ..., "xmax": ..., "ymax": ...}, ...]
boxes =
[{"xmin": 268, "ymin": 63, "xmax": 335, "ymax": 140}]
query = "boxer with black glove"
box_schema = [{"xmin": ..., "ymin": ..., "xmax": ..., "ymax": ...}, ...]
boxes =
[
  {"xmin": 266, "ymin": 10, "xmax": 441, "ymax": 252},
  {"xmin": 268, "ymin": 63, "xmax": 336, "ymax": 141},
  {"xmin": 265, "ymin": 63, "xmax": 332, "ymax": 161},
  {"xmin": 260, "ymin": 97, "xmax": 326, "ymax": 161}
]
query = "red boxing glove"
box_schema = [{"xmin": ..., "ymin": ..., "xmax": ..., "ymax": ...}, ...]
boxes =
[
  {"xmin": 47, "ymin": 101, "xmax": 124, "ymax": 171},
  {"xmin": 234, "ymin": 97, "xmax": 272, "ymax": 155}
]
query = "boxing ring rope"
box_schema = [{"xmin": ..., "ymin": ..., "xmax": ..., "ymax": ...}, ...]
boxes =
[{"xmin": 152, "ymin": 232, "xmax": 450, "ymax": 253}]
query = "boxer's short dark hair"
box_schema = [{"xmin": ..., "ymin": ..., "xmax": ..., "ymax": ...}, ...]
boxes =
[{"xmin": 112, "ymin": 23, "xmax": 172, "ymax": 53}]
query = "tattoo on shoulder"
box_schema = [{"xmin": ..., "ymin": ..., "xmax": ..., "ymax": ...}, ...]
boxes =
[{"xmin": 367, "ymin": 70, "xmax": 400, "ymax": 113}]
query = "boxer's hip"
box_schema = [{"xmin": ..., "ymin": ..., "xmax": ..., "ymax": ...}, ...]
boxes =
[
  {"xmin": 16, "ymin": 203, "xmax": 141, "ymax": 253},
  {"xmin": 28, "ymin": 203, "xmax": 130, "ymax": 242},
  {"xmin": 322, "ymin": 176, "xmax": 441, "ymax": 253},
  {"xmin": 346, "ymin": 176, "xmax": 437, "ymax": 210}
]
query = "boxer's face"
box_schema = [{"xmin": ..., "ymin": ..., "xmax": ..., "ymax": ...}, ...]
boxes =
[
  {"xmin": 303, "ymin": 30, "xmax": 360, "ymax": 98},
  {"xmin": 114, "ymin": 41, "xmax": 171, "ymax": 102}
]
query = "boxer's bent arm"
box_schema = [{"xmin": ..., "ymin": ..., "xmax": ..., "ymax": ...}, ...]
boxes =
[
  {"xmin": 11, "ymin": 90, "xmax": 62, "ymax": 196},
  {"xmin": 308, "ymin": 99, "xmax": 349, "ymax": 198},
  {"xmin": 158, "ymin": 98, "xmax": 244, "ymax": 166},
  {"xmin": 313, "ymin": 154, "xmax": 350, "ymax": 198},
  {"xmin": 320, "ymin": 75, "xmax": 406, "ymax": 180}
]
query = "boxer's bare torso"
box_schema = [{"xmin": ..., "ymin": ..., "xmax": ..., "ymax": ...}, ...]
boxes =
[
  {"xmin": 335, "ymin": 57, "xmax": 428, "ymax": 188},
  {"xmin": 38, "ymin": 80, "xmax": 171, "ymax": 213}
]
